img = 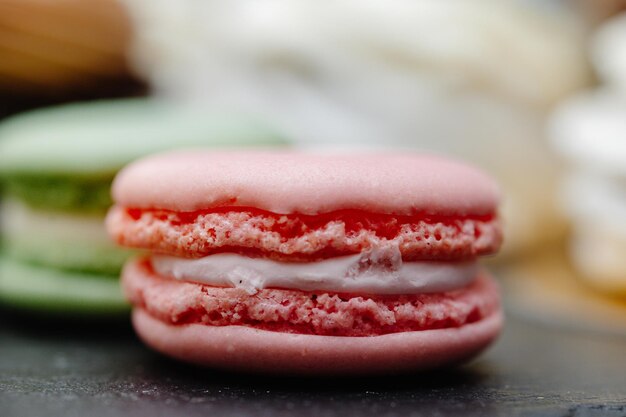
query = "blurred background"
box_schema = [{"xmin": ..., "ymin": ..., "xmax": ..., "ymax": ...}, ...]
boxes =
[{"xmin": 2, "ymin": 0, "xmax": 626, "ymax": 333}]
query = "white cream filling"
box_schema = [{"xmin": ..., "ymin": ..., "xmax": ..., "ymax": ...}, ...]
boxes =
[
  {"xmin": 151, "ymin": 250, "xmax": 479, "ymax": 295},
  {"xmin": 1, "ymin": 198, "xmax": 112, "ymax": 246}
]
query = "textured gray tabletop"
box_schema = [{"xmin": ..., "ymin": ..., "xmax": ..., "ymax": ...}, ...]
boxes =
[{"xmin": 1, "ymin": 311, "xmax": 626, "ymax": 417}]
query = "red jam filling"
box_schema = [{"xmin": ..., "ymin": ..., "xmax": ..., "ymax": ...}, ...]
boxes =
[{"xmin": 126, "ymin": 207, "xmax": 495, "ymax": 240}]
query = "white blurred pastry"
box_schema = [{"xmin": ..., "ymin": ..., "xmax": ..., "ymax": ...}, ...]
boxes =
[
  {"xmin": 551, "ymin": 90, "xmax": 626, "ymax": 294},
  {"xmin": 122, "ymin": 0, "xmax": 591, "ymax": 257},
  {"xmin": 593, "ymin": 13, "xmax": 626, "ymax": 91}
]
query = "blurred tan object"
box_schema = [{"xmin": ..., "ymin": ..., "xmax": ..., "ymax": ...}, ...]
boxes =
[
  {"xmin": 551, "ymin": 12, "xmax": 626, "ymax": 294},
  {"xmin": 502, "ymin": 247, "xmax": 626, "ymax": 336},
  {"xmin": 122, "ymin": 0, "xmax": 591, "ymax": 258},
  {"xmin": 0, "ymin": 0, "xmax": 139, "ymax": 97},
  {"xmin": 575, "ymin": 0, "xmax": 626, "ymax": 24}
]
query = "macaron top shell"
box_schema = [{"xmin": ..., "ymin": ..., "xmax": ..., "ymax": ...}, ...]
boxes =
[
  {"xmin": 112, "ymin": 151, "xmax": 500, "ymax": 216},
  {"xmin": 0, "ymin": 99, "xmax": 285, "ymax": 177}
]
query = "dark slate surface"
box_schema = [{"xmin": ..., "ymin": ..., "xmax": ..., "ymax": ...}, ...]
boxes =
[{"xmin": 1, "ymin": 311, "xmax": 626, "ymax": 417}]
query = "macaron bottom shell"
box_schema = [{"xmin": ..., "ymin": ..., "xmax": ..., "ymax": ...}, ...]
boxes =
[
  {"xmin": 0, "ymin": 256, "xmax": 128, "ymax": 315},
  {"xmin": 132, "ymin": 307, "xmax": 502, "ymax": 375},
  {"xmin": 123, "ymin": 258, "xmax": 499, "ymax": 337},
  {"xmin": 124, "ymin": 259, "xmax": 501, "ymax": 374}
]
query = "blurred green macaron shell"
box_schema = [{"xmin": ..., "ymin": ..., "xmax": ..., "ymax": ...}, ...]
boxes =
[
  {"xmin": 0, "ymin": 98, "xmax": 287, "ymax": 314},
  {"xmin": 0, "ymin": 98, "xmax": 286, "ymax": 211},
  {"xmin": 0, "ymin": 256, "xmax": 127, "ymax": 314}
]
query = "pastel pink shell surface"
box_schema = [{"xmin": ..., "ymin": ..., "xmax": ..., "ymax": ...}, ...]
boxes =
[{"xmin": 112, "ymin": 151, "xmax": 500, "ymax": 215}]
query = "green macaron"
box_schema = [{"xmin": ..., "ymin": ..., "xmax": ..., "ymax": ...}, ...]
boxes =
[
  {"xmin": 0, "ymin": 98, "xmax": 286, "ymax": 212},
  {"xmin": 0, "ymin": 98, "xmax": 287, "ymax": 315}
]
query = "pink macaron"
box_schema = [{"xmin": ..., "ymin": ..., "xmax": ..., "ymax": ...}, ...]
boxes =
[{"xmin": 107, "ymin": 151, "xmax": 503, "ymax": 374}]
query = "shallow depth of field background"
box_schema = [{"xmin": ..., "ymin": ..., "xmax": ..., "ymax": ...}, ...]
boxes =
[{"xmin": 3, "ymin": 0, "xmax": 626, "ymax": 345}]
